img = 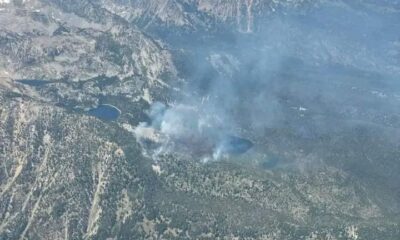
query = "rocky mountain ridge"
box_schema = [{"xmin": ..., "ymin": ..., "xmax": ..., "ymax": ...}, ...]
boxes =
[{"xmin": 1, "ymin": 0, "xmax": 400, "ymax": 239}]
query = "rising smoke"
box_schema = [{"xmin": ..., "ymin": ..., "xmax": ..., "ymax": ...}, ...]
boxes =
[{"xmin": 135, "ymin": 1, "xmax": 400, "ymax": 163}]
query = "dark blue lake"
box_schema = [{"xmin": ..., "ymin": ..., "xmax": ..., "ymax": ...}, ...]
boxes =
[
  {"xmin": 219, "ymin": 136, "xmax": 253, "ymax": 155},
  {"xmin": 88, "ymin": 104, "xmax": 121, "ymax": 121},
  {"xmin": 16, "ymin": 79, "xmax": 51, "ymax": 86}
]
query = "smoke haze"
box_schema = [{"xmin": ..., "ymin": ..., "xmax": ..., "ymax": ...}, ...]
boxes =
[{"xmin": 135, "ymin": 1, "xmax": 400, "ymax": 165}]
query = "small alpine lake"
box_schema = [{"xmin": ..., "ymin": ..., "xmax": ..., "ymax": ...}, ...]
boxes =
[{"xmin": 87, "ymin": 104, "xmax": 121, "ymax": 121}]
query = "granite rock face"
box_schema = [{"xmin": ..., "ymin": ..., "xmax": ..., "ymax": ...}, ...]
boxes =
[
  {"xmin": 2, "ymin": 92, "xmax": 399, "ymax": 239},
  {"xmin": 1, "ymin": 0, "xmax": 400, "ymax": 239}
]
